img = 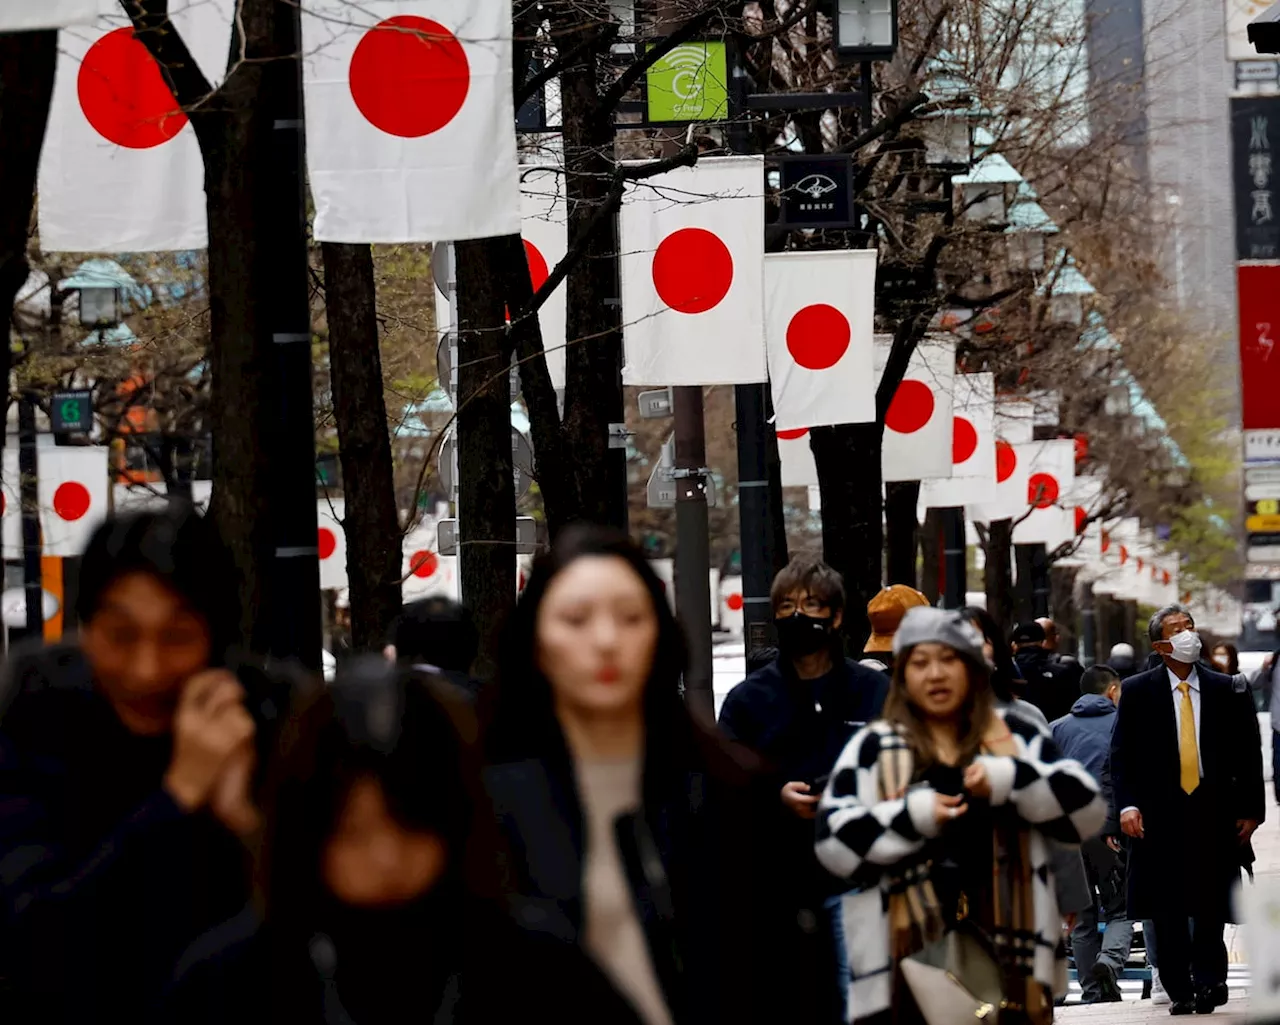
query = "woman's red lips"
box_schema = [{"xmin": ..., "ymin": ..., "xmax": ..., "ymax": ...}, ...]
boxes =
[{"xmin": 597, "ymin": 666, "xmax": 620, "ymax": 683}]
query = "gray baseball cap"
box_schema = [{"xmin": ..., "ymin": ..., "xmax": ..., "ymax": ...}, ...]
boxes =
[{"xmin": 892, "ymin": 606, "xmax": 986, "ymax": 662}]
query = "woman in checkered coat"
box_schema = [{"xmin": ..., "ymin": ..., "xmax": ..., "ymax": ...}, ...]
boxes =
[{"xmin": 815, "ymin": 608, "xmax": 1105, "ymax": 1025}]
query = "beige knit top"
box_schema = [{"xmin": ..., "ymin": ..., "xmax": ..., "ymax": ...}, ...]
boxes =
[{"xmin": 576, "ymin": 756, "xmax": 675, "ymax": 1025}]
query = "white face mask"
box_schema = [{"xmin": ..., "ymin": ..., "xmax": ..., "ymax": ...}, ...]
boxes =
[{"xmin": 1167, "ymin": 629, "xmax": 1202, "ymax": 665}]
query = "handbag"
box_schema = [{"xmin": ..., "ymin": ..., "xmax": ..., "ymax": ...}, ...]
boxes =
[{"xmin": 899, "ymin": 920, "xmax": 1006, "ymax": 1024}]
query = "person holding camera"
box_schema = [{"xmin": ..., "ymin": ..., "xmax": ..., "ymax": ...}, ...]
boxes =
[{"xmin": 719, "ymin": 557, "xmax": 889, "ymax": 1022}]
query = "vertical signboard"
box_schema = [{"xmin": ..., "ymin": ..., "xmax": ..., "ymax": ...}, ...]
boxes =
[
  {"xmin": 1238, "ymin": 263, "xmax": 1280, "ymax": 454},
  {"xmin": 1232, "ymin": 97, "xmax": 1280, "ymax": 261}
]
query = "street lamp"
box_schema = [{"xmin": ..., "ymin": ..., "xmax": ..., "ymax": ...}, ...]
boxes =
[
  {"xmin": 833, "ymin": 0, "xmax": 899, "ymax": 59},
  {"xmin": 77, "ymin": 286, "xmax": 121, "ymax": 329}
]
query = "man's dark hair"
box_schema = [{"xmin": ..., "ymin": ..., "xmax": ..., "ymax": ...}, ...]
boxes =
[
  {"xmin": 76, "ymin": 506, "xmax": 235, "ymax": 655},
  {"xmin": 393, "ymin": 597, "xmax": 479, "ymax": 673},
  {"xmin": 769, "ymin": 557, "xmax": 845, "ymax": 616},
  {"xmin": 1011, "ymin": 621, "xmax": 1046, "ymax": 647},
  {"xmin": 1081, "ymin": 664, "xmax": 1120, "ymax": 695}
]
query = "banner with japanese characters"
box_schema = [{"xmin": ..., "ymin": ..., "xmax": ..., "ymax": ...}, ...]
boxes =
[{"xmin": 1231, "ymin": 97, "xmax": 1280, "ymax": 262}]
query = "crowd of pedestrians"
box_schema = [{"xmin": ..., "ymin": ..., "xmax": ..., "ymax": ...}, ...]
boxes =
[{"xmin": 0, "ymin": 506, "xmax": 1267, "ymax": 1024}]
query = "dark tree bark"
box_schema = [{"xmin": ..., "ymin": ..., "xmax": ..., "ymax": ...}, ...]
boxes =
[
  {"xmin": 884, "ymin": 481, "xmax": 920, "ymax": 586},
  {"xmin": 455, "ymin": 238, "xmax": 516, "ymax": 681},
  {"xmin": 322, "ymin": 242, "xmax": 402, "ymax": 651},
  {"xmin": 811, "ymin": 422, "xmax": 882, "ymax": 647},
  {"xmin": 983, "ymin": 519, "xmax": 1016, "ymax": 631},
  {"xmin": 1049, "ymin": 565, "xmax": 1078, "ymax": 654},
  {"xmin": 0, "ymin": 31, "xmax": 58, "ymax": 446},
  {"xmin": 129, "ymin": 0, "xmax": 306, "ymax": 653},
  {"xmin": 919, "ymin": 507, "xmax": 942, "ymax": 603}
]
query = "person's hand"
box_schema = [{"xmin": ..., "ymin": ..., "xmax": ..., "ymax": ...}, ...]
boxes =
[
  {"xmin": 1065, "ymin": 912, "xmax": 1077, "ymax": 931},
  {"xmin": 1106, "ymin": 835, "xmax": 1122, "ymax": 853},
  {"xmin": 781, "ymin": 781, "xmax": 819, "ymax": 820},
  {"xmin": 962, "ymin": 762, "xmax": 992, "ymax": 800},
  {"xmin": 208, "ymin": 741, "xmax": 261, "ymax": 837},
  {"xmin": 1238, "ymin": 819, "xmax": 1260, "ymax": 844},
  {"xmin": 935, "ymin": 792, "xmax": 968, "ymax": 828},
  {"xmin": 1120, "ymin": 808, "xmax": 1144, "ymax": 839},
  {"xmin": 164, "ymin": 670, "xmax": 257, "ymax": 814}
]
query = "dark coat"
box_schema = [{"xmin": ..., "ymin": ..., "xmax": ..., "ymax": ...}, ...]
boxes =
[
  {"xmin": 469, "ymin": 715, "xmax": 822, "ymax": 1025},
  {"xmin": 1050, "ymin": 693, "xmax": 1117, "ymax": 784},
  {"xmin": 0, "ymin": 643, "xmax": 289, "ymax": 1023},
  {"xmin": 1013, "ymin": 647, "xmax": 1080, "ymax": 723},
  {"xmin": 1109, "ymin": 664, "xmax": 1265, "ymax": 921}
]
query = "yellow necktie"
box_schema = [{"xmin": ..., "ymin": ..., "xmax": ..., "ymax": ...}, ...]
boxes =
[{"xmin": 1177, "ymin": 681, "xmax": 1199, "ymax": 794}]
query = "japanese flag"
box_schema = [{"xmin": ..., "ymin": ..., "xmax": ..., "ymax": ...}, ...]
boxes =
[
  {"xmin": 719, "ymin": 575, "xmax": 744, "ymax": 635},
  {"xmin": 764, "ymin": 250, "xmax": 876, "ymax": 431},
  {"xmin": 317, "ymin": 499, "xmax": 347, "ymax": 591},
  {"xmin": 995, "ymin": 398, "xmax": 1035, "ymax": 444},
  {"xmin": 1, "ymin": 451, "xmax": 19, "ymax": 558},
  {"xmin": 877, "ymin": 335, "xmax": 956, "ymax": 482},
  {"xmin": 0, "ymin": 0, "xmax": 98, "ymax": 31},
  {"xmin": 921, "ymin": 372, "xmax": 997, "ymax": 508},
  {"xmin": 620, "ymin": 156, "xmax": 766, "ymax": 385},
  {"xmin": 777, "ymin": 427, "xmax": 819, "ymax": 487},
  {"xmin": 39, "ymin": 1, "xmax": 234, "ymax": 252},
  {"xmin": 520, "ymin": 167, "xmax": 567, "ymax": 391},
  {"xmin": 403, "ymin": 519, "xmax": 459, "ymax": 600},
  {"xmin": 302, "ymin": 0, "xmax": 520, "ymax": 243},
  {"xmin": 39, "ymin": 447, "xmax": 110, "ymax": 557},
  {"xmin": 1012, "ymin": 439, "xmax": 1076, "ymax": 548},
  {"xmin": 1054, "ymin": 475, "xmax": 1105, "ymax": 568},
  {"xmin": 968, "ymin": 437, "xmax": 1031, "ymax": 524}
]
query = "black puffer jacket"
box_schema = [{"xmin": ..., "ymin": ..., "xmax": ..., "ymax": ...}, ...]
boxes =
[{"xmin": 0, "ymin": 642, "xmax": 291, "ymax": 1024}]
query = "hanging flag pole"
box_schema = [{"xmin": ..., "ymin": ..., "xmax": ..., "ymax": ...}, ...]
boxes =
[{"xmin": 266, "ymin": 0, "xmax": 322, "ymax": 669}]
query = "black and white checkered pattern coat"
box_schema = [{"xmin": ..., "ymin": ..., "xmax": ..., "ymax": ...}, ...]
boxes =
[{"xmin": 814, "ymin": 710, "xmax": 1105, "ymax": 1022}]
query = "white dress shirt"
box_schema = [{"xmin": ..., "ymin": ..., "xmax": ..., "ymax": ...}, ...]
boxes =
[{"xmin": 1121, "ymin": 666, "xmax": 1203, "ymax": 816}]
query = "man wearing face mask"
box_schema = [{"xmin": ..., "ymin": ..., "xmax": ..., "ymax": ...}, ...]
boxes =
[
  {"xmin": 1110, "ymin": 604, "xmax": 1264, "ymax": 1017},
  {"xmin": 718, "ymin": 557, "xmax": 889, "ymax": 1023}
]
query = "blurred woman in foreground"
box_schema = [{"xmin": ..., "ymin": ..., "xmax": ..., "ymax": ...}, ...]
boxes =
[
  {"xmin": 164, "ymin": 657, "xmax": 475, "ymax": 1024},
  {"xmin": 815, "ymin": 607, "xmax": 1104, "ymax": 1024},
  {"xmin": 468, "ymin": 525, "xmax": 813, "ymax": 1024}
]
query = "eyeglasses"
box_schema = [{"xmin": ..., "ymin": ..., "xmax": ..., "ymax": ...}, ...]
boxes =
[{"xmin": 776, "ymin": 596, "xmax": 828, "ymax": 617}]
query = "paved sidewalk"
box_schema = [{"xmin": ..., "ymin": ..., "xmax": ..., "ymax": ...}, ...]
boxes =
[{"xmin": 1058, "ymin": 814, "xmax": 1280, "ymax": 1024}]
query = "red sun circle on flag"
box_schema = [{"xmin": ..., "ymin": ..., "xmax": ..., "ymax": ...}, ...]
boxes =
[
  {"xmin": 1119, "ymin": 545, "xmax": 1129, "ymax": 566},
  {"xmin": 349, "ymin": 16, "xmax": 470, "ymax": 139},
  {"xmin": 885, "ymin": 380, "xmax": 934, "ymax": 434},
  {"xmin": 726, "ymin": 593, "xmax": 744, "ymax": 612},
  {"xmin": 78, "ymin": 28, "xmax": 188, "ymax": 149},
  {"xmin": 995, "ymin": 441, "xmax": 1017, "ymax": 484},
  {"xmin": 53, "ymin": 483, "xmax": 92, "ymax": 522},
  {"xmin": 1075, "ymin": 506, "xmax": 1087, "ymax": 534},
  {"xmin": 785, "ymin": 304, "xmax": 850, "ymax": 370},
  {"xmin": 1101, "ymin": 530, "xmax": 1111, "ymax": 554},
  {"xmin": 318, "ymin": 527, "xmax": 338, "ymax": 560},
  {"xmin": 652, "ymin": 228, "xmax": 734, "ymax": 314},
  {"xmin": 952, "ymin": 417, "xmax": 978, "ymax": 464},
  {"xmin": 1027, "ymin": 473, "xmax": 1059, "ymax": 509},
  {"xmin": 524, "ymin": 240, "xmax": 549, "ymax": 291},
  {"xmin": 777, "ymin": 428, "xmax": 809, "ymax": 441},
  {"xmin": 410, "ymin": 550, "xmax": 439, "ymax": 579}
]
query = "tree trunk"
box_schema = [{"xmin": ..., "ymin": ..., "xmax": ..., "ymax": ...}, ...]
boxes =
[
  {"xmin": 1049, "ymin": 565, "xmax": 1078, "ymax": 655},
  {"xmin": 455, "ymin": 238, "xmax": 516, "ymax": 680},
  {"xmin": 919, "ymin": 507, "xmax": 942, "ymax": 603},
  {"xmin": 811, "ymin": 422, "xmax": 882, "ymax": 647},
  {"xmin": 0, "ymin": 31, "xmax": 58, "ymax": 450},
  {"xmin": 322, "ymin": 242, "xmax": 402, "ymax": 651},
  {"xmin": 983, "ymin": 519, "xmax": 1015, "ymax": 631},
  {"xmin": 884, "ymin": 480, "xmax": 920, "ymax": 586}
]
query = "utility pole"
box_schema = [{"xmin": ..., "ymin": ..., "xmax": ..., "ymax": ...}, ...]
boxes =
[
  {"xmin": 673, "ymin": 386, "xmax": 713, "ymax": 721},
  {"xmin": 941, "ymin": 507, "xmax": 967, "ymax": 608},
  {"xmin": 18, "ymin": 392, "xmax": 42, "ymax": 639},
  {"xmin": 265, "ymin": 1, "xmax": 321, "ymax": 669}
]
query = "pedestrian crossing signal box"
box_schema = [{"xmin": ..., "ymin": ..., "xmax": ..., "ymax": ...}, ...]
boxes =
[{"xmin": 51, "ymin": 391, "xmax": 93, "ymax": 435}]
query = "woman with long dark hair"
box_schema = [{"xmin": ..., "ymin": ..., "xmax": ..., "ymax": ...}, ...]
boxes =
[
  {"xmin": 164, "ymin": 657, "xmax": 475, "ymax": 1024},
  {"xmin": 815, "ymin": 608, "xmax": 1103, "ymax": 1024},
  {"xmin": 468, "ymin": 525, "xmax": 810, "ymax": 1025}
]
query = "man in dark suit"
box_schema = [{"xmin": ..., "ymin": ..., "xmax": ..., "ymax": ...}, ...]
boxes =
[{"xmin": 1110, "ymin": 603, "xmax": 1264, "ymax": 1016}]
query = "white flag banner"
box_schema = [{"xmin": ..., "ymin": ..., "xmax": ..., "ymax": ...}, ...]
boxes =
[
  {"xmin": 37, "ymin": 446, "xmax": 109, "ymax": 557},
  {"xmin": 302, "ymin": 0, "xmax": 520, "ymax": 243},
  {"xmin": 777, "ymin": 427, "xmax": 819, "ymax": 487},
  {"xmin": 1011, "ymin": 439, "xmax": 1076, "ymax": 548},
  {"xmin": 1, "ymin": 450, "xmax": 19, "ymax": 558},
  {"xmin": 402, "ymin": 519, "xmax": 459, "ymax": 600},
  {"xmin": 1092, "ymin": 517, "xmax": 1140, "ymax": 597},
  {"xmin": 317, "ymin": 499, "xmax": 347, "ymax": 591},
  {"xmin": 39, "ymin": 1, "xmax": 233, "ymax": 252},
  {"xmin": 969, "ymin": 439, "xmax": 1032, "ymax": 524},
  {"xmin": 877, "ymin": 335, "xmax": 955, "ymax": 482},
  {"xmin": 519, "ymin": 167, "xmax": 567, "ymax": 390},
  {"xmin": 620, "ymin": 156, "xmax": 766, "ymax": 385},
  {"xmin": 764, "ymin": 250, "xmax": 876, "ymax": 430},
  {"xmin": 921, "ymin": 372, "xmax": 996, "ymax": 508},
  {"xmin": 996, "ymin": 398, "xmax": 1036, "ymax": 444},
  {"xmin": 1055, "ymin": 475, "xmax": 1105, "ymax": 568},
  {"xmin": 0, "ymin": 0, "xmax": 98, "ymax": 31}
]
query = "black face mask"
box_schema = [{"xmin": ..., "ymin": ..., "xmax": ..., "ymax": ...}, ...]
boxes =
[{"xmin": 774, "ymin": 612, "xmax": 835, "ymax": 657}]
